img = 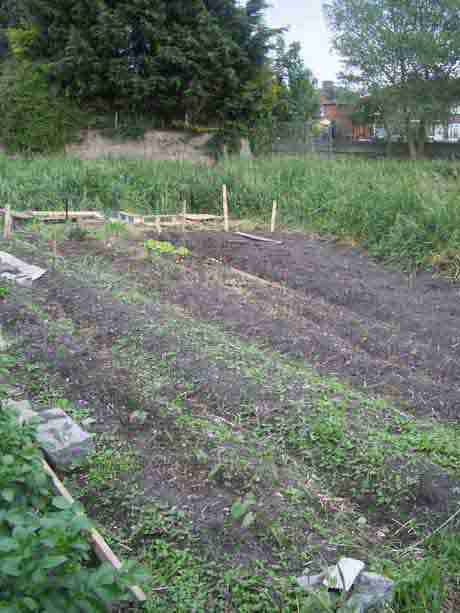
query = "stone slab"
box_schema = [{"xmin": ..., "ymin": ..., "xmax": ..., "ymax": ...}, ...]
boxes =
[
  {"xmin": 4, "ymin": 401, "xmax": 94, "ymax": 469},
  {"xmin": 297, "ymin": 569, "xmax": 394, "ymax": 612},
  {"xmin": 37, "ymin": 408, "xmax": 95, "ymax": 469},
  {"xmin": 339, "ymin": 572, "xmax": 395, "ymax": 612},
  {"xmin": 0, "ymin": 252, "xmax": 46, "ymax": 286}
]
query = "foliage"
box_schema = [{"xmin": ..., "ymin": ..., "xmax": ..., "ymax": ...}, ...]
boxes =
[
  {"xmin": 324, "ymin": 0, "xmax": 460, "ymax": 158},
  {"xmin": 5, "ymin": 0, "xmax": 279, "ymax": 125},
  {"xmin": 0, "ymin": 406, "xmax": 144, "ymax": 610},
  {"xmin": 3, "ymin": 154, "xmax": 460, "ymax": 272},
  {"xmin": 0, "ymin": 61, "xmax": 84, "ymax": 153},
  {"xmin": 144, "ymin": 240, "xmax": 189, "ymax": 258},
  {"xmin": 66, "ymin": 224, "xmax": 90, "ymax": 241},
  {"xmin": 272, "ymin": 36, "xmax": 320, "ymax": 122}
]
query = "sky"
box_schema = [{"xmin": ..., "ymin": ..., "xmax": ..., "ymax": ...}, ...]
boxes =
[{"xmin": 265, "ymin": 0, "xmax": 342, "ymax": 84}]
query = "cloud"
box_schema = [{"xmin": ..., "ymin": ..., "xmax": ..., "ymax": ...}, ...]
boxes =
[{"xmin": 265, "ymin": 0, "xmax": 342, "ymax": 82}]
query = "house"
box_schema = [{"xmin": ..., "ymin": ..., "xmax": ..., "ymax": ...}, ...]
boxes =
[
  {"xmin": 319, "ymin": 83, "xmax": 372, "ymax": 141},
  {"xmin": 430, "ymin": 106, "xmax": 460, "ymax": 142},
  {"xmin": 320, "ymin": 81, "xmax": 460, "ymax": 143}
]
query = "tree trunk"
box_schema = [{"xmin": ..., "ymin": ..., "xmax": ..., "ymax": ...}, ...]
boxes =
[
  {"xmin": 383, "ymin": 119, "xmax": 393, "ymax": 157},
  {"xmin": 407, "ymin": 120, "xmax": 417, "ymax": 160},
  {"xmin": 416, "ymin": 121, "xmax": 426, "ymax": 159}
]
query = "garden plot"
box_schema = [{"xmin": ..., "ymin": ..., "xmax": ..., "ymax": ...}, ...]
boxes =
[{"xmin": 1, "ymin": 229, "xmax": 460, "ymax": 611}]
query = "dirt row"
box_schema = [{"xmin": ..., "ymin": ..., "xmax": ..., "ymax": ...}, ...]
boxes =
[
  {"xmin": 2, "ymin": 231, "xmax": 460, "ymax": 579},
  {"xmin": 158, "ymin": 231, "xmax": 460, "ymax": 420}
]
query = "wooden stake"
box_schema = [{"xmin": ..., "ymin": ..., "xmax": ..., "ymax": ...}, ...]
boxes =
[
  {"xmin": 3, "ymin": 205, "xmax": 12, "ymax": 240},
  {"xmin": 155, "ymin": 216, "xmax": 162, "ymax": 234},
  {"xmin": 271, "ymin": 200, "xmax": 278, "ymax": 233},
  {"xmin": 182, "ymin": 200, "xmax": 187, "ymax": 234},
  {"xmin": 222, "ymin": 185, "xmax": 229, "ymax": 232},
  {"xmin": 41, "ymin": 459, "xmax": 147, "ymax": 603}
]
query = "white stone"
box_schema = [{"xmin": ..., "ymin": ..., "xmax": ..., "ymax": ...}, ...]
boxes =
[{"xmin": 324, "ymin": 558, "xmax": 365, "ymax": 591}]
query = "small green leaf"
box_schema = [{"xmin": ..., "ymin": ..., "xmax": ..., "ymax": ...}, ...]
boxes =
[
  {"xmin": 22, "ymin": 597, "xmax": 38, "ymax": 611},
  {"xmin": 1, "ymin": 489, "xmax": 16, "ymax": 503},
  {"xmin": 52, "ymin": 496, "xmax": 72, "ymax": 510},
  {"xmin": 42, "ymin": 555, "xmax": 68, "ymax": 569},
  {"xmin": 231, "ymin": 501, "xmax": 246, "ymax": 521},
  {"xmin": 0, "ymin": 537, "xmax": 18, "ymax": 552},
  {"xmin": 1, "ymin": 557, "xmax": 22, "ymax": 576}
]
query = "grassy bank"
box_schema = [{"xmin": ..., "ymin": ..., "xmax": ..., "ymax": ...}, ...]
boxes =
[{"xmin": 1, "ymin": 154, "xmax": 460, "ymax": 271}]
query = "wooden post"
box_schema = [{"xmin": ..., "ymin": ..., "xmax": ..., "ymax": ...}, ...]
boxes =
[
  {"xmin": 3, "ymin": 205, "xmax": 12, "ymax": 240},
  {"xmin": 271, "ymin": 200, "xmax": 277, "ymax": 233},
  {"xmin": 222, "ymin": 185, "xmax": 229, "ymax": 232},
  {"xmin": 155, "ymin": 216, "xmax": 162, "ymax": 234},
  {"xmin": 182, "ymin": 200, "xmax": 187, "ymax": 234}
]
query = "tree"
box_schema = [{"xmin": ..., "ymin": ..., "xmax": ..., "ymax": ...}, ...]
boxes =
[
  {"xmin": 8, "ymin": 0, "xmax": 279, "ymax": 124},
  {"xmin": 272, "ymin": 36, "xmax": 319, "ymax": 122},
  {"xmin": 324, "ymin": 0, "xmax": 460, "ymax": 158}
]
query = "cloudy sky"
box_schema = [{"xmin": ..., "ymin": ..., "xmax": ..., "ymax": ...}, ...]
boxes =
[{"xmin": 265, "ymin": 0, "xmax": 342, "ymax": 84}]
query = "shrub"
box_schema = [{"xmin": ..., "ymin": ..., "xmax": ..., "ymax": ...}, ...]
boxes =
[
  {"xmin": 0, "ymin": 402, "xmax": 143, "ymax": 610},
  {"xmin": 0, "ymin": 61, "xmax": 83, "ymax": 154}
]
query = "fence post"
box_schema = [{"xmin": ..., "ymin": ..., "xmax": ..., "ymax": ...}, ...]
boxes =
[
  {"xmin": 3, "ymin": 205, "xmax": 12, "ymax": 240},
  {"xmin": 223, "ymin": 185, "xmax": 229, "ymax": 232}
]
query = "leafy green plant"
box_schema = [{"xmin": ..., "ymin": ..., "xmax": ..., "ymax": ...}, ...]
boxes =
[
  {"xmin": 144, "ymin": 240, "xmax": 190, "ymax": 258},
  {"xmin": 0, "ymin": 283, "xmax": 9, "ymax": 300},
  {"xmin": 0, "ymin": 408, "xmax": 144, "ymax": 610},
  {"xmin": 231, "ymin": 493, "xmax": 257, "ymax": 529},
  {"xmin": 66, "ymin": 225, "xmax": 89, "ymax": 241},
  {"xmin": 0, "ymin": 61, "xmax": 84, "ymax": 154}
]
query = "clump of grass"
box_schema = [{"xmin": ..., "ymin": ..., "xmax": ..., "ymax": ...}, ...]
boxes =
[{"xmin": 2, "ymin": 154, "xmax": 460, "ymax": 271}]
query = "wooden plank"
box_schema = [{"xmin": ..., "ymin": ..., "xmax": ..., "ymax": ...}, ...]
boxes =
[
  {"xmin": 41, "ymin": 459, "xmax": 147, "ymax": 603},
  {"xmin": 0, "ymin": 210, "xmax": 104, "ymax": 221},
  {"xmin": 3, "ymin": 205, "xmax": 12, "ymax": 239},
  {"xmin": 271, "ymin": 201, "xmax": 278, "ymax": 234},
  {"xmin": 222, "ymin": 185, "xmax": 229, "ymax": 232},
  {"xmin": 182, "ymin": 201, "xmax": 187, "ymax": 234},
  {"xmin": 235, "ymin": 232, "xmax": 283, "ymax": 245},
  {"xmin": 185, "ymin": 214, "xmax": 223, "ymax": 221}
]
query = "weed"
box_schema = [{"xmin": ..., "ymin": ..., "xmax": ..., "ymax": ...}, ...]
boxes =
[
  {"xmin": 145, "ymin": 239, "xmax": 190, "ymax": 258},
  {"xmin": 66, "ymin": 224, "xmax": 89, "ymax": 241}
]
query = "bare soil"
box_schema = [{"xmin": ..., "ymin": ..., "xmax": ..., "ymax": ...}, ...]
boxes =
[
  {"xmin": 2, "ymin": 229, "xmax": 460, "ymax": 608},
  {"xmin": 166, "ymin": 230, "xmax": 460, "ymax": 420}
]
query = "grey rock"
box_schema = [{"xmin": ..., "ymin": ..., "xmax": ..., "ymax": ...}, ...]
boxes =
[
  {"xmin": 297, "ymin": 570, "xmax": 394, "ymax": 613},
  {"xmin": 4, "ymin": 402, "xmax": 94, "ymax": 468},
  {"xmin": 37, "ymin": 408, "xmax": 95, "ymax": 469},
  {"xmin": 296, "ymin": 573, "xmax": 323, "ymax": 592},
  {"xmin": 339, "ymin": 573, "xmax": 395, "ymax": 612}
]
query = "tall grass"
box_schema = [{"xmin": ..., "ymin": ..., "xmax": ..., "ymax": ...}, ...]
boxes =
[{"xmin": 1, "ymin": 154, "xmax": 460, "ymax": 268}]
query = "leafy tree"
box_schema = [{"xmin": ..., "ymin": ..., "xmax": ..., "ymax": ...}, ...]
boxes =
[
  {"xmin": 272, "ymin": 36, "xmax": 319, "ymax": 122},
  {"xmin": 324, "ymin": 0, "xmax": 460, "ymax": 158},
  {"xmin": 9, "ymin": 0, "xmax": 279, "ymax": 124}
]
